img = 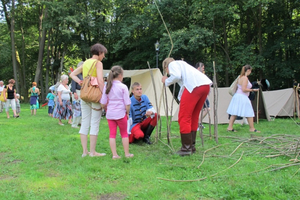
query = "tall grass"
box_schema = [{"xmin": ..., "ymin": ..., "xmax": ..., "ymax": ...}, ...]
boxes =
[{"xmin": 0, "ymin": 104, "xmax": 299, "ymax": 199}]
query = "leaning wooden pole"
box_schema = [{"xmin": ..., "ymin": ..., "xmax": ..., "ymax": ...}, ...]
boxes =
[
  {"xmin": 154, "ymin": 0, "xmax": 174, "ymax": 143},
  {"xmin": 293, "ymin": 85, "xmax": 296, "ymax": 119},
  {"xmin": 256, "ymin": 86, "xmax": 260, "ymax": 124},
  {"xmin": 147, "ymin": 62, "xmax": 159, "ymax": 143},
  {"xmin": 164, "ymin": 86, "xmax": 171, "ymax": 144},
  {"xmin": 169, "ymin": 85, "xmax": 176, "ymax": 130},
  {"xmin": 207, "ymin": 104, "xmax": 212, "ymax": 138},
  {"xmin": 200, "ymin": 104, "xmax": 204, "ymax": 147},
  {"xmin": 213, "ymin": 61, "xmax": 218, "ymax": 144},
  {"xmin": 296, "ymin": 84, "xmax": 300, "ymax": 119}
]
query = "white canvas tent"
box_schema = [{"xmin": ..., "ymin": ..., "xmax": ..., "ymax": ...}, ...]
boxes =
[
  {"xmin": 262, "ymin": 88, "xmax": 295, "ymax": 117},
  {"xmin": 103, "ymin": 68, "xmax": 178, "ymax": 116},
  {"xmin": 172, "ymin": 87, "xmax": 270, "ymax": 124}
]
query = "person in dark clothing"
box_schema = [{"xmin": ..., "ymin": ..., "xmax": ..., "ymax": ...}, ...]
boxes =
[{"xmin": 3, "ymin": 79, "xmax": 19, "ymax": 118}]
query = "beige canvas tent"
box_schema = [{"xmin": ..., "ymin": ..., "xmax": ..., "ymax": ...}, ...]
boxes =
[
  {"xmin": 172, "ymin": 87, "xmax": 270, "ymax": 124},
  {"xmin": 262, "ymin": 88, "xmax": 295, "ymax": 117},
  {"xmin": 103, "ymin": 68, "xmax": 178, "ymax": 116}
]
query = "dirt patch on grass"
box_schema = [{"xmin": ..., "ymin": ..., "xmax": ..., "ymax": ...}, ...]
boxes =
[
  {"xmin": 9, "ymin": 159, "xmax": 23, "ymax": 164},
  {"xmin": 97, "ymin": 192, "xmax": 127, "ymax": 200},
  {"xmin": 0, "ymin": 175, "xmax": 15, "ymax": 180},
  {"xmin": 46, "ymin": 172, "xmax": 60, "ymax": 177},
  {"xmin": 0, "ymin": 152, "xmax": 6, "ymax": 159}
]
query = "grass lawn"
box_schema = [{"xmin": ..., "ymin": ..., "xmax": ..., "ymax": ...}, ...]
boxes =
[{"xmin": 0, "ymin": 104, "xmax": 300, "ymax": 200}]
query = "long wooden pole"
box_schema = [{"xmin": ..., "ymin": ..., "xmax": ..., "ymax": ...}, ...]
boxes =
[
  {"xmin": 213, "ymin": 61, "xmax": 218, "ymax": 144},
  {"xmin": 256, "ymin": 87, "xmax": 260, "ymax": 124},
  {"xmin": 147, "ymin": 62, "xmax": 159, "ymax": 143},
  {"xmin": 296, "ymin": 85, "xmax": 300, "ymax": 119}
]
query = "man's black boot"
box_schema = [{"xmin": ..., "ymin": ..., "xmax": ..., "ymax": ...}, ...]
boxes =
[{"xmin": 143, "ymin": 125, "xmax": 155, "ymax": 144}]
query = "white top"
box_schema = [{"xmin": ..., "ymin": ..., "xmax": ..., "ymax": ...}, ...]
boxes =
[
  {"xmin": 0, "ymin": 85, "xmax": 4, "ymax": 93},
  {"xmin": 165, "ymin": 61, "xmax": 212, "ymax": 100},
  {"xmin": 57, "ymin": 84, "xmax": 71, "ymax": 100}
]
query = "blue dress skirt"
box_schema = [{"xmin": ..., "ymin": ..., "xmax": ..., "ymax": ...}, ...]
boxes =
[{"xmin": 30, "ymin": 96, "xmax": 38, "ymax": 110}]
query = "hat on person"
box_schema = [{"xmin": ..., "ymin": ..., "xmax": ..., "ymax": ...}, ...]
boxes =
[{"xmin": 104, "ymin": 73, "xmax": 109, "ymax": 78}]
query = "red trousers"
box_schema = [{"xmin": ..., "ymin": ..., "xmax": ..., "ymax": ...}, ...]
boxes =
[
  {"xmin": 178, "ymin": 85, "xmax": 210, "ymax": 134},
  {"xmin": 129, "ymin": 113, "xmax": 158, "ymax": 143},
  {"xmin": 107, "ymin": 115, "xmax": 128, "ymax": 139}
]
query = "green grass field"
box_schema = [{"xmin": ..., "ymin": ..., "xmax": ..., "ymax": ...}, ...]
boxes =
[{"xmin": 0, "ymin": 104, "xmax": 299, "ymax": 200}]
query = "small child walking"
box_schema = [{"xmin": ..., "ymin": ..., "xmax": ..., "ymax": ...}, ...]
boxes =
[
  {"xmin": 100, "ymin": 66, "xmax": 133, "ymax": 159},
  {"xmin": 16, "ymin": 94, "xmax": 21, "ymax": 115},
  {"xmin": 46, "ymin": 89, "xmax": 55, "ymax": 117}
]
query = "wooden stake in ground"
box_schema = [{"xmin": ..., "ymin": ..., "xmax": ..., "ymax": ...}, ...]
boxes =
[
  {"xmin": 256, "ymin": 84, "xmax": 260, "ymax": 124},
  {"xmin": 147, "ymin": 62, "xmax": 159, "ymax": 143},
  {"xmin": 200, "ymin": 104, "xmax": 204, "ymax": 147},
  {"xmin": 212, "ymin": 61, "xmax": 218, "ymax": 144},
  {"xmin": 207, "ymin": 103, "xmax": 212, "ymax": 138},
  {"xmin": 296, "ymin": 84, "xmax": 299, "ymax": 119}
]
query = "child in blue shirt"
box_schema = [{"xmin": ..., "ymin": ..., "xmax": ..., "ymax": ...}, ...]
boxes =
[{"xmin": 46, "ymin": 89, "xmax": 55, "ymax": 117}]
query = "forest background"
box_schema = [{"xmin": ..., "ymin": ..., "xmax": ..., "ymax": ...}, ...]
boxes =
[{"xmin": 1, "ymin": 0, "xmax": 300, "ymax": 102}]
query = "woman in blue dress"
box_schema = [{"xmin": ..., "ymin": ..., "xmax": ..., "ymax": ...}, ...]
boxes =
[{"xmin": 227, "ymin": 65, "xmax": 260, "ymax": 133}]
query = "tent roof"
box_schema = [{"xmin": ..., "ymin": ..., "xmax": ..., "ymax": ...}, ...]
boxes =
[
  {"xmin": 103, "ymin": 68, "xmax": 178, "ymax": 117},
  {"xmin": 103, "ymin": 69, "xmax": 156, "ymax": 78},
  {"xmin": 262, "ymin": 88, "xmax": 295, "ymax": 117}
]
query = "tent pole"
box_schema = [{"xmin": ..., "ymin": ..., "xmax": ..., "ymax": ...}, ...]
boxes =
[
  {"xmin": 213, "ymin": 61, "xmax": 218, "ymax": 144},
  {"xmin": 256, "ymin": 87, "xmax": 260, "ymax": 124},
  {"xmin": 296, "ymin": 85, "xmax": 300, "ymax": 119}
]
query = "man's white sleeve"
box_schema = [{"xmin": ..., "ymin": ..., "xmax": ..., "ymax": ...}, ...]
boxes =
[{"xmin": 147, "ymin": 107, "xmax": 156, "ymax": 118}]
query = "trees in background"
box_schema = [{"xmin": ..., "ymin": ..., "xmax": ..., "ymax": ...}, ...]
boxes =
[{"xmin": 1, "ymin": 0, "xmax": 299, "ymax": 101}]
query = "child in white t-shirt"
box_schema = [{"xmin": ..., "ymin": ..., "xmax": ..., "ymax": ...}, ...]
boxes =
[{"xmin": 16, "ymin": 93, "xmax": 21, "ymax": 115}]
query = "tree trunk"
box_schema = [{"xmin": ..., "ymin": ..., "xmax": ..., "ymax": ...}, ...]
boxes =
[
  {"xmin": 10, "ymin": 0, "xmax": 20, "ymax": 93},
  {"xmin": 39, "ymin": 69, "xmax": 45, "ymax": 101},
  {"xmin": 258, "ymin": 4, "xmax": 263, "ymax": 80},
  {"xmin": 34, "ymin": 6, "xmax": 47, "ymax": 83},
  {"xmin": 212, "ymin": 17, "xmax": 218, "ymax": 85},
  {"xmin": 56, "ymin": 46, "xmax": 67, "ymax": 82},
  {"xmin": 1, "ymin": 0, "xmax": 11, "ymax": 30},
  {"xmin": 45, "ymin": 30, "xmax": 52, "ymax": 95},
  {"xmin": 222, "ymin": 18, "xmax": 230, "ymax": 86},
  {"xmin": 20, "ymin": 16, "xmax": 28, "ymax": 102}
]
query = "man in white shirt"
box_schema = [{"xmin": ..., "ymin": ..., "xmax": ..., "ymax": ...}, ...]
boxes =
[
  {"xmin": 0, "ymin": 81, "xmax": 5, "ymax": 112},
  {"xmin": 162, "ymin": 58, "xmax": 212, "ymax": 156}
]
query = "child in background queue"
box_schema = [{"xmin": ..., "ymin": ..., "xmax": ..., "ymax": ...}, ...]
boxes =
[
  {"xmin": 16, "ymin": 94, "xmax": 21, "ymax": 115},
  {"xmin": 100, "ymin": 66, "xmax": 134, "ymax": 159},
  {"xmin": 46, "ymin": 89, "xmax": 55, "ymax": 117}
]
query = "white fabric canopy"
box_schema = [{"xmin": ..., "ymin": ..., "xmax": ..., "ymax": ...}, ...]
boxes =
[
  {"xmin": 262, "ymin": 88, "xmax": 295, "ymax": 117},
  {"xmin": 103, "ymin": 68, "xmax": 179, "ymax": 117}
]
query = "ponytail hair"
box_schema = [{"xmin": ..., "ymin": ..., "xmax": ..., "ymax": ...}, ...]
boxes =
[
  {"xmin": 105, "ymin": 65, "xmax": 123, "ymax": 94},
  {"xmin": 240, "ymin": 64, "xmax": 252, "ymax": 76}
]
